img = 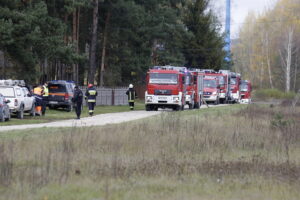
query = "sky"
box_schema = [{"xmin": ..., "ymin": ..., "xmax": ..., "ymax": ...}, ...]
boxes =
[{"xmin": 213, "ymin": 0, "xmax": 278, "ymax": 38}]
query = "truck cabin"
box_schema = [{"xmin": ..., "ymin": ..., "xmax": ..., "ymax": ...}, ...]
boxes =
[{"xmin": 146, "ymin": 69, "xmax": 186, "ymax": 96}]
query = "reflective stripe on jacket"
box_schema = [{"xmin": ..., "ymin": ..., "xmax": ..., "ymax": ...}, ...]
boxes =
[
  {"xmin": 126, "ymin": 89, "xmax": 136, "ymax": 102},
  {"xmin": 85, "ymin": 87, "xmax": 98, "ymax": 103},
  {"xmin": 43, "ymin": 86, "xmax": 49, "ymax": 96}
]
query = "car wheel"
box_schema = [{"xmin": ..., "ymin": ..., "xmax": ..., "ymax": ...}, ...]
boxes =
[
  {"xmin": 5, "ymin": 111, "xmax": 11, "ymax": 121},
  {"xmin": 17, "ymin": 106, "xmax": 24, "ymax": 119},
  {"xmin": 30, "ymin": 103, "xmax": 36, "ymax": 116},
  {"xmin": 66, "ymin": 105, "xmax": 73, "ymax": 112},
  {"xmin": 0, "ymin": 111, "xmax": 5, "ymax": 122}
]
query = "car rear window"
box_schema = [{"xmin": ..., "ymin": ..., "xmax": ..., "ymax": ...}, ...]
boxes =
[
  {"xmin": 49, "ymin": 84, "xmax": 67, "ymax": 93},
  {"xmin": 0, "ymin": 87, "xmax": 15, "ymax": 98}
]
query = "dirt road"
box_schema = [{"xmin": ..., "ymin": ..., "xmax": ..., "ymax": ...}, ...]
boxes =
[
  {"xmin": 0, "ymin": 111, "xmax": 161, "ymax": 132},
  {"xmin": 0, "ymin": 104, "xmax": 228, "ymax": 132}
]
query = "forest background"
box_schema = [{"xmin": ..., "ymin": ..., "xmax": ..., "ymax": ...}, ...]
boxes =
[{"xmin": 0, "ymin": 0, "xmax": 226, "ymax": 86}]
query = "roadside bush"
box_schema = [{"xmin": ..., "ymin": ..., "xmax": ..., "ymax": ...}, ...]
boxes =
[{"xmin": 254, "ymin": 89, "xmax": 296, "ymax": 100}]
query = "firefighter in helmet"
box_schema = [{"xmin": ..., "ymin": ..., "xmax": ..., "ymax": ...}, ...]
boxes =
[
  {"xmin": 126, "ymin": 84, "xmax": 137, "ymax": 110},
  {"xmin": 85, "ymin": 83, "xmax": 97, "ymax": 116}
]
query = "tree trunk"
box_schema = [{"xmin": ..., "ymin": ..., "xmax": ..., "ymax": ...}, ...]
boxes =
[
  {"xmin": 265, "ymin": 32, "xmax": 274, "ymax": 89},
  {"xmin": 294, "ymin": 51, "xmax": 298, "ymax": 91},
  {"xmin": 88, "ymin": 0, "xmax": 99, "ymax": 85},
  {"xmin": 72, "ymin": 9, "xmax": 77, "ymax": 83},
  {"xmin": 99, "ymin": 11, "xmax": 111, "ymax": 87},
  {"xmin": 285, "ymin": 29, "xmax": 293, "ymax": 92}
]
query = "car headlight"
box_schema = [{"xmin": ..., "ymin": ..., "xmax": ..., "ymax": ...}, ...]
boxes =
[
  {"xmin": 212, "ymin": 92, "xmax": 217, "ymax": 95},
  {"xmin": 173, "ymin": 97, "xmax": 179, "ymax": 101},
  {"xmin": 146, "ymin": 96, "xmax": 153, "ymax": 102}
]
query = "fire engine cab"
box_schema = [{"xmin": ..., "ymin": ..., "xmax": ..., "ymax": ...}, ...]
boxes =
[
  {"xmin": 145, "ymin": 66, "xmax": 187, "ymax": 111},
  {"xmin": 240, "ymin": 80, "xmax": 252, "ymax": 104},
  {"xmin": 229, "ymin": 72, "xmax": 241, "ymax": 103}
]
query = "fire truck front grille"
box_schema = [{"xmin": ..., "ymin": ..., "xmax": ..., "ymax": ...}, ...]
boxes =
[
  {"xmin": 203, "ymin": 92, "xmax": 212, "ymax": 95},
  {"xmin": 155, "ymin": 90, "xmax": 172, "ymax": 95},
  {"xmin": 158, "ymin": 101, "xmax": 168, "ymax": 103}
]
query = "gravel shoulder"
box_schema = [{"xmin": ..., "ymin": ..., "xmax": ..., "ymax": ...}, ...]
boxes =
[
  {"xmin": 0, "ymin": 104, "xmax": 230, "ymax": 132},
  {"xmin": 0, "ymin": 111, "xmax": 161, "ymax": 132}
]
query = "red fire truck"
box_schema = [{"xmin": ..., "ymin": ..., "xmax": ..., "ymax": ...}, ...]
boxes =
[
  {"xmin": 218, "ymin": 70, "xmax": 230, "ymax": 103},
  {"xmin": 145, "ymin": 66, "xmax": 187, "ymax": 111},
  {"xmin": 189, "ymin": 70, "xmax": 204, "ymax": 109},
  {"xmin": 240, "ymin": 80, "xmax": 252, "ymax": 104},
  {"xmin": 202, "ymin": 70, "xmax": 229, "ymax": 104},
  {"xmin": 185, "ymin": 70, "xmax": 196, "ymax": 109},
  {"xmin": 203, "ymin": 75, "xmax": 220, "ymax": 105},
  {"xmin": 229, "ymin": 72, "xmax": 241, "ymax": 103}
]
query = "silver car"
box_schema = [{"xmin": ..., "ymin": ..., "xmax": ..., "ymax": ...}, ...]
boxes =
[{"xmin": 0, "ymin": 93, "xmax": 11, "ymax": 122}]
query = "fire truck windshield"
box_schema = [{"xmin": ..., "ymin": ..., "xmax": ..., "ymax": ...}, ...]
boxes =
[
  {"xmin": 218, "ymin": 76, "xmax": 225, "ymax": 85},
  {"xmin": 149, "ymin": 73, "xmax": 178, "ymax": 84},
  {"xmin": 204, "ymin": 79, "xmax": 217, "ymax": 88},
  {"xmin": 240, "ymin": 84, "xmax": 248, "ymax": 91},
  {"xmin": 230, "ymin": 78, "xmax": 237, "ymax": 85}
]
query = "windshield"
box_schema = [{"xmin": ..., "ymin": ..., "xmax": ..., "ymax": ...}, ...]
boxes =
[
  {"xmin": 230, "ymin": 78, "xmax": 237, "ymax": 85},
  {"xmin": 204, "ymin": 79, "xmax": 217, "ymax": 88},
  {"xmin": 49, "ymin": 84, "xmax": 67, "ymax": 93},
  {"xmin": 0, "ymin": 87, "xmax": 15, "ymax": 98},
  {"xmin": 218, "ymin": 76, "xmax": 225, "ymax": 85},
  {"xmin": 149, "ymin": 73, "xmax": 178, "ymax": 84},
  {"xmin": 240, "ymin": 84, "xmax": 248, "ymax": 91}
]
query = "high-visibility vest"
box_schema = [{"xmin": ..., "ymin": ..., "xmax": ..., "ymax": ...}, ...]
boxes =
[
  {"xmin": 33, "ymin": 87, "xmax": 43, "ymax": 96},
  {"xmin": 43, "ymin": 86, "xmax": 49, "ymax": 96},
  {"xmin": 85, "ymin": 87, "xmax": 97, "ymax": 103}
]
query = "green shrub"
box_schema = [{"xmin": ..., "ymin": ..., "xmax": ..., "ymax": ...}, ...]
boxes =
[{"xmin": 254, "ymin": 89, "xmax": 296, "ymax": 100}]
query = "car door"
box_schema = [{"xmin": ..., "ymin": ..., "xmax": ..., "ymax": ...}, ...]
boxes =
[{"xmin": 23, "ymin": 87, "xmax": 33, "ymax": 110}]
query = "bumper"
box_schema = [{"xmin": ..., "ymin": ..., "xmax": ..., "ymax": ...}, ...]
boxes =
[
  {"xmin": 240, "ymin": 98, "xmax": 251, "ymax": 104},
  {"xmin": 145, "ymin": 94, "xmax": 183, "ymax": 106},
  {"xmin": 203, "ymin": 95, "xmax": 218, "ymax": 102},
  {"xmin": 231, "ymin": 92, "xmax": 240, "ymax": 100},
  {"xmin": 185, "ymin": 95, "xmax": 191, "ymax": 103},
  {"xmin": 48, "ymin": 101, "xmax": 71, "ymax": 107}
]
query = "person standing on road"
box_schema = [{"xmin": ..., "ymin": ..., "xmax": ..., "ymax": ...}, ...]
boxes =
[
  {"xmin": 42, "ymin": 82, "xmax": 49, "ymax": 116},
  {"xmin": 85, "ymin": 84, "xmax": 97, "ymax": 116},
  {"xmin": 72, "ymin": 86, "xmax": 83, "ymax": 119},
  {"xmin": 126, "ymin": 84, "xmax": 137, "ymax": 110}
]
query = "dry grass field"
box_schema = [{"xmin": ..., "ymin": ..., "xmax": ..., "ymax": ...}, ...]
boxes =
[{"xmin": 0, "ymin": 104, "xmax": 299, "ymax": 200}]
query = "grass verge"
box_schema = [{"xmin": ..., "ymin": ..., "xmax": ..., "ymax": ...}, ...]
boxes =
[
  {"xmin": 0, "ymin": 101, "xmax": 145, "ymax": 126},
  {"xmin": 0, "ymin": 104, "xmax": 299, "ymax": 200}
]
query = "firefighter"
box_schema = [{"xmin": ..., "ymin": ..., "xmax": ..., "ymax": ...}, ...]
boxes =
[
  {"xmin": 85, "ymin": 83, "xmax": 97, "ymax": 116},
  {"xmin": 33, "ymin": 85, "xmax": 43, "ymax": 116},
  {"xmin": 126, "ymin": 84, "xmax": 137, "ymax": 110},
  {"xmin": 42, "ymin": 82, "xmax": 49, "ymax": 116},
  {"xmin": 72, "ymin": 85, "xmax": 83, "ymax": 119}
]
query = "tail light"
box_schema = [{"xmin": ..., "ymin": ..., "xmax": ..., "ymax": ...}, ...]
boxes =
[
  {"xmin": 14, "ymin": 99, "xmax": 18, "ymax": 106},
  {"xmin": 64, "ymin": 93, "xmax": 69, "ymax": 100}
]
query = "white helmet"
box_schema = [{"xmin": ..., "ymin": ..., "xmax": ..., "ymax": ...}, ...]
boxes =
[{"xmin": 129, "ymin": 84, "xmax": 133, "ymax": 88}]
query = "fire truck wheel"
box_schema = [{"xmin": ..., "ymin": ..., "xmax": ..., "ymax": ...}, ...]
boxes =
[
  {"xmin": 145, "ymin": 105, "xmax": 152, "ymax": 111},
  {"xmin": 214, "ymin": 98, "xmax": 219, "ymax": 105},
  {"xmin": 194, "ymin": 102, "xmax": 200, "ymax": 109},
  {"xmin": 174, "ymin": 105, "xmax": 181, "ymax": 111}
]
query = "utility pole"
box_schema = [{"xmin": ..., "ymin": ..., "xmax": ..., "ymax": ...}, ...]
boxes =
[{"xmin": 225, "ymin": 0, "xmax": 231, "ymax": 69}]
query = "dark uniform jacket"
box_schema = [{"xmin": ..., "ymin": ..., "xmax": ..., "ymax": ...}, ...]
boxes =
[
  {"xmin": 85, "ymin": 87, "xmax": 98, "ymax": 102},
  {"xmin": 126, "ymin": 88, "xmax": 137, "ymax": 102},
  {"xmin": 73, "ymin": 88, "xmax": 83, "ymax": 104}
]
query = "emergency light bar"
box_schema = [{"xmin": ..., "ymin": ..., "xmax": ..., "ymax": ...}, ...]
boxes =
[{"xmin": 0, "ymin": 79, "xmax": 26, "ymax": 86}]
